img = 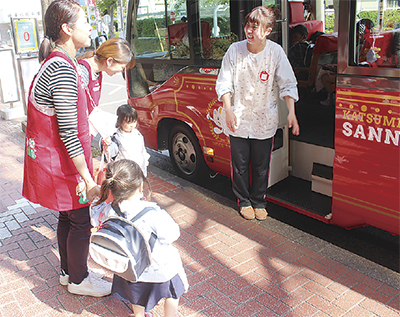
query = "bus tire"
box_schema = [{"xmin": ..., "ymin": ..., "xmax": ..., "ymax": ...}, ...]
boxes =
[{"xmin": 168, "ymin": 123, "xmax": 207, "ymax": 181}]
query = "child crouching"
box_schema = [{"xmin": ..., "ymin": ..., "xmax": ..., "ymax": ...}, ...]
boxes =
[{"xmin": 94, "ymin": 159, "xmax": 188, "ymax": 317}]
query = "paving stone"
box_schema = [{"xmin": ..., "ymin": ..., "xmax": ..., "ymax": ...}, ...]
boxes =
[
  {"xmin": 21, "ymin": 205, "xmax": 36, "ymax": 215},
  {"xmin": 6, "ymin": 199, "xmax": 30, "ymax": 211},
  {"xmin": 0, "ymin": 227, "xmax": 12, "ymax": 239},
  {"xmin": 30, "ymin": 202, "xmax": 42, "ymax": 209},
  {"xmin": 0, "ymin": 215, "xmax": 14, "ymax": 223},
  {"xmin": 5, "ymin": 219, "xmax": 21, "ymax": 231},
  {"xmin": 14, "ymin": 212, "xmax": 29, "ymax": 223}
]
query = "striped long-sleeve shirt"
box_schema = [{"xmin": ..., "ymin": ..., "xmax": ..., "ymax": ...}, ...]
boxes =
[{"xmin": 34, "ymin": 59, "xmax": 83, "ymax": 158}]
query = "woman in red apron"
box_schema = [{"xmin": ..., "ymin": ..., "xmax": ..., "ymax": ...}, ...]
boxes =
[
  {"xmin": 77, "ymin": 37, "xmax": 134, "ymax": 114},
  {"xmin": 22, "ymin": 0, "xmax": 111, "ymax": 297}
]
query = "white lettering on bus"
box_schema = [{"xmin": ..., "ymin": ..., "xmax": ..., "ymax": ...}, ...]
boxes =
[
  {"xmin": 385, "ymin": 129, "xmax": 400, "ymax": 146},
  {"xmin": 342, "ymin": 122, "xmax": 399, "ymax": 146}
]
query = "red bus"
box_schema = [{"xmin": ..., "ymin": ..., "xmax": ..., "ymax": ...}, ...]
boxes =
[{"xmin": 124, "ymin": 0, "xmax": 400, "ymax": 234}]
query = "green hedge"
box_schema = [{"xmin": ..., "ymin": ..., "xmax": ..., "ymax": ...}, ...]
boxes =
[
  {"xmin": 325, "ymin": 13, "xmax": 335, "ymax": 34},
  {"xmin": 357, "ymin": 9, "xmax": 400, "ymax": 29},
  {"xmin": 136, "ymin": 38, "xmax": 167, "ymax": 53},
  {"xmin": 136, "ymin": 16, "xmax": 231, "ymax": 37}
]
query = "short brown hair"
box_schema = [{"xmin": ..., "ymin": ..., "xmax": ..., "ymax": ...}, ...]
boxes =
[
  {"xmin": 115, "ymin": 104, "xmax": 138, "ymax": 129},
  {"xmin": 244, "ymin": 6, "xmax": 280, "ymax": 31}
]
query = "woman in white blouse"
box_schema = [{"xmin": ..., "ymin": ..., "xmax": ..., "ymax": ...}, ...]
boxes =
[{"xmin": 216, "ymin": 6, "xmax": 300, "ymax": 221}]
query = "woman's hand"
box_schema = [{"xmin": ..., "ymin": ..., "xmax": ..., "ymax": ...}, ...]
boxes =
[
  {"xmin": 86, "ymin": 181, "xmax": 101, "ymax": 202},
  {"xmin": 72, "ymin": 154, "xmax": 101, "ymax": 202},
  {"xmin": 101, "ymin": 137, "xmax": 111, "ymax": 152},
  {"xmin": 222, "ymin": 92, "xmax": 236, "ymax": 132},
  {"xmin": 225, "ymin": 109, "xmax": 237, "ymax": 133},
  {"xmin": 284, "ymin": 96, "xmax": 300, "ymax": 136},
  {"xmin": 288, "ymin": 112, "xmax": 300, "ymax": 136}
]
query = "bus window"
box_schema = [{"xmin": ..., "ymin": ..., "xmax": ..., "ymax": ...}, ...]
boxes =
[
  {"xmin": 350, "ymin": 0, "xmax": 400, "ymax": 68},
  {"xmin": 134, "ymin": 0, "xmax": 190, "ymax": 60},
  {"xmin": 135, "ymin": 1, "xmax": 168, "ymax": 59},
  {"xmin": 266, "ymin": 1, "xmax": 283, "ymax": 46},
  {"xmin": 199, "ymin": 2, "xmax": 231, "ymax": 59},
  {"xmin": 166, "ymin": 5, "xmax": 190, "ymax": 60}
]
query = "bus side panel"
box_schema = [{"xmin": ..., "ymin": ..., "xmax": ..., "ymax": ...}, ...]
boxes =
[
  {"xmin": 130, "ymin": 72, "xmax": 232, "ymax": 177},
  {"xmin": 332, "ymin": 87, "xmax": 400, "ymax": 235},
  {"xmin": 169, "ymin": 72, "xmax": 232, "ymax": 176},
  {"xmin": 130, "ymin": 95, "xmax": 159, "ymax": 150}
]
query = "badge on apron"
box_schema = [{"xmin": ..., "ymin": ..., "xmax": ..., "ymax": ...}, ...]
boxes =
[
  {"xmin": 26, "ymin": 138, "xmax": 37, "ymax": 159},
  {"xmin": 260, "ymin": 70, "xmax": 269, "ymax": 82},
  {"xmin": 76, "ymin": 180, "xmax": 89, "ymax": 204}
]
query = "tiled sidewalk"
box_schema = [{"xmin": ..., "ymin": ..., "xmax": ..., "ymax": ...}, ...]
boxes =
[{"xmin": 0, "ymin": 115, "xmax": 399, "ymax": 317}]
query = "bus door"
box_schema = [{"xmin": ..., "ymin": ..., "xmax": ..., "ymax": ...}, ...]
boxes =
[{"xmin": 264, "ymin": 0, "xmax": 291, "ymax": 187}]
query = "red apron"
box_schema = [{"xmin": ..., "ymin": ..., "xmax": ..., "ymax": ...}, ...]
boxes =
[
  {"xmin": 23, "ymin": 51, "xmax": 93, "ymax": 211},
  {"xmin": 77, "ymin": 59, "xmax": 103, "ymax": 114}
]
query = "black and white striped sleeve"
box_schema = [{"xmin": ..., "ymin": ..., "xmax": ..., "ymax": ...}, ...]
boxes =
[{"xmin": 48, "ymin": 63, "xmax": 84, "ymax": 158}]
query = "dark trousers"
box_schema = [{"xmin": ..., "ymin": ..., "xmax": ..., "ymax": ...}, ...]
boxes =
[
  {"xmin": 58, "ymin": 206, "xmax": 91, "ymax": 284},
  {"xmin": 230, "ymin": 135, "xmax": 273, "ymax": 209}
]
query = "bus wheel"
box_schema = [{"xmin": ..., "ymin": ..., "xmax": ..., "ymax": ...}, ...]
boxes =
[{"xmin": 168, "ymin": 123, "xmax": 207, "ymax": 181}]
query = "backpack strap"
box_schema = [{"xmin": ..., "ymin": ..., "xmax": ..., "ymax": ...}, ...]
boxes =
[
  {"xmin": 131, "ymin": 207, "xmax": 158, "ymax": 250},
  {"xmin": 111, "ymin": 133, "xmax": 121, "ymax": 147},
  {"xmin": 111, "ymin": 201, "xmax": 124, "ymax": 217},
  {"xmin": 110, "ymin": 133, "xmax": 121, "ymax": 161},
  {"xmin": 111, "ymin": 202, "xmax": 158, "ymax": 250}
]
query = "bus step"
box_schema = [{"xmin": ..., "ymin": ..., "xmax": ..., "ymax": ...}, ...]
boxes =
[{"xmin": 311, "ymin": 163, "xmax": 333, "ymax": 197}]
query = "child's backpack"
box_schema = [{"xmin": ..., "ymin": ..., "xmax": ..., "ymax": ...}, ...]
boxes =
[
  {"xmin": 304, "ymin": 42, "xmax": 315, "ymax": 67},
  {"xmin": 99, "ymin": 133, "xmax": 121, "ymax": 163},
  {"xmin": 89, "ymin": 202, "xmax": 157, "ymax": 282}
]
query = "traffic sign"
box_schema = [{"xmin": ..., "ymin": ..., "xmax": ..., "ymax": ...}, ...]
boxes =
[
  {"xmin": 11, "ymin": 18, "xmax": 39, "ymax": 54},
  {"xmin": 102, "ymin": 15, "xmax": 111, "ymax": 25}
]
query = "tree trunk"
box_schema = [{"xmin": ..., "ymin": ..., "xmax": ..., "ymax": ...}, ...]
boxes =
[{"xmin": 109, "ymin": 6, "xmax": 115, "ymax": 38}]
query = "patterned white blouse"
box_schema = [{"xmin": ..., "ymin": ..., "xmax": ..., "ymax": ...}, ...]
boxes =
[{"xmin": 216, "ymin": 39, "xmax": 298, "ymax": 140}]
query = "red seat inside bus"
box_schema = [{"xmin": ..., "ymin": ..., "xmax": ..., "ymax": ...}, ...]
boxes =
[
  {"xmin": 288, "ymin": 1, "xmax": 323, "ymax": 41},
  {"xmin": 313, "ymin": 32, "xmax": 338, "ymax": 55},
  {"xmin": 167, "ymin": 21, "xmax": 212, "ymax": 46},
  {"xmin": 295, "ymin": 32, "xmax": 338, "ymax": 89}
]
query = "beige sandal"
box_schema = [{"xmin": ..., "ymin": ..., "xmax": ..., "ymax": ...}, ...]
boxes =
[
  {"xmin": 254, "ymin": 208, "xmax": 268, "ymax": 220},
  {"xmin": 240, "ymin": 206, "xmax": 255, "ymax": 220}
]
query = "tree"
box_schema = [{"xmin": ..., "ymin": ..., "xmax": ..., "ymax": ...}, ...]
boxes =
[
  {"xmin": 173, "ymin": 0, "xmax": 228, "ymax": 11},
  {"xmin": 95, "ymin": 0, "xmax": 116, "ymax": 37},
  {"xmin": 96, "ymin": 0, "xmax": 127, "ymax": 38}
]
